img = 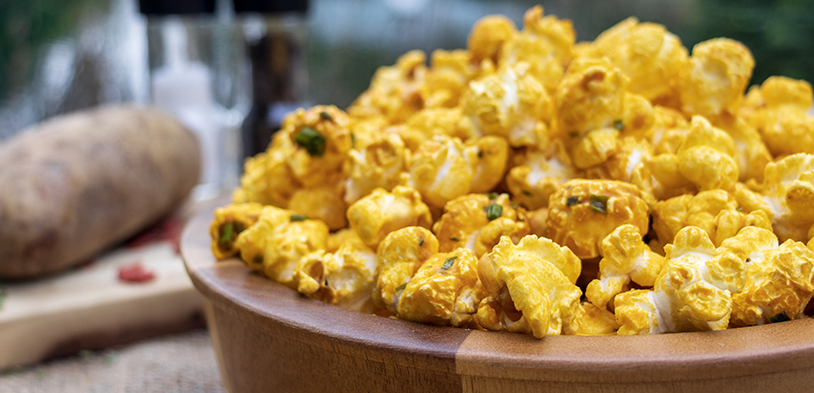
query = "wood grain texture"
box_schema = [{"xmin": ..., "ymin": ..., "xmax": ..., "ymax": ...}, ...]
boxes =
[{"xmin": 182, "ymin": 202, "xmax": 814, "ymax": 393}]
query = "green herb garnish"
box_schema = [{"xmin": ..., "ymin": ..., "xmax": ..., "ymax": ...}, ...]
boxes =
[
  {"xmin": 395, "ymin": 283, "xmax": 408, "ymax": 292},
  {"xmin": 442, "ymin": 257, "xmax": 457, "ymax": 270},
  {"xmin": 477, "ymin": 150, "xmax": 484, "ymax": 158},
  {"xmin": 219, "ymin": 222, "xmax": 235, "ymax": 246},
  {"xmin": 294, "ymin": 127, "xmax": 326, "ymax": 157},
  {"xmin": 613, "ymin": 119, "xmax": 624, "ymax": 131},
  {"xmin": 451, "ymin": 237, "xmax": 460, "ymax": 242},
  {"xmin": 419, "ymin": 238, "xmax": 424, "ymax": 246},
  {"xmin": 351, "ymin": 133, "xmax": 357, "ymax": 148},
  {"xmin": 522, "ymin": 190, "xmax": 533, "ymax": 197},
  {"xmin": 290, "ymin": 214, "xmax": 309, "ymax": 222},
  {"xmin": 253, "ymin": 254, "xmax": 264, "ymax": 265},
  {"xmin": 568, "ymin": 131, "xmax": 579, "ymax": 138},
  {"xmin": 566, "ymin": 196, "xmax": 580, "ymax": 206},
  {"xmin": 488, "ymin": 192, "xmax": 498, "ymax": 200},
  {"xmin": 589, "ymin": 194, "xmax": 610, "ymax": 214},
  {"xmin": 736, "ymin": 206, "xmax": 744, "ymax": 212},
  {"xmin": 510, "ymin": 202, "xmax": 519, "ymax": 209},
  {"xmin": 485, "ymin": 203, "xmax": 503, "ymax": 221},
  {"xmin": 319, "ymin": 111, "xmax": 333, "ymax": 121},
  {"xmin": 770, "ymin": 312, "xmax": 791, "ymax": 323}
]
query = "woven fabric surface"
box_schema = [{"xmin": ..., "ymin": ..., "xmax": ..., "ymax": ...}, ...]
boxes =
[{"xmin": 0, "ymin": 329, "xmax": 225, "ymax": 393}]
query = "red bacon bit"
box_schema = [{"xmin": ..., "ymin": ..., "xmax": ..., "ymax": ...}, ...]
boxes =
[{"xmin": 117, "ymin": 262, "xmax": 156, "ymax": 283}]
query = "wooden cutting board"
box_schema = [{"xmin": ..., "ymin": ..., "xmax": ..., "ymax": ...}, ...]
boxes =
[{"xmin": 0, "ymin": 217, "xmax": 206, "ymax": 371}]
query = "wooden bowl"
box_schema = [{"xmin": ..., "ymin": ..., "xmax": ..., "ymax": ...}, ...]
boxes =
[{"xmin": 182, "ymin": 203, "xmax": 814, "ymax": 393}]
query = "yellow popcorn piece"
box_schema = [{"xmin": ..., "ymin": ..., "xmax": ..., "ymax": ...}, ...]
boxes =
[
  {"xmin": 279, "ymin": 105, "xmax": 352, "ymax": 188},
  {"xmin": 498, "ymin": 6, "xmax": 575, "ymax": 92},
  {"xmin": 757, "ymin": 153, "xmax": 814, "ymax": 242},
  {"xmin": 678, "ymin": 38, "xmax": 754, "ymax": 119},
  {"xmin": 398, "ymin": 248, "xmax": 488, "ymax": 327},
  {"xmin": 295, "ymin": 239, "xmax": 378, "ymax": 313},
  {"xmin": 373, "ymin": 227, "xmax": 439, "ymax": 315},
  {"xmin": 586, "ymin": 224, "xmax": 666, "ymax": 309},
  {"xmin": 506, "ymin": 141, "xmax": 577, "ymax": 209},
  {"xmin": 742, "ymin": 77, "xmax": 814, "ymax": 157},
  {"xmin": 466, "ymin": 135, "xmax": 510, "ymax": 193},
  {"xmin": 232, "ymin": 140, "xmax": 302, "ymax": 208},
  {"xmin": 209, "ymin": 202, "xmax": 266, "ymax": 260},
  {"xmin": 342, "ymin": 132, "xmax": 407, "ymax": 205},
  {"xmin": 420, "ymin": 49, "xmax": 481, "ymax": 109},
  {"xmin": 553, "ymin": 57, "xmax": 626, "ymax": 138},
  {"xmin": 432, "ymin": 193, "xmax": 529, "ymax": 257},
  {"xmin": 586, "ymin": 18, "xmax": 686, "ymax": 102},
  {"xmin": 288, "ymin": 184, "xmax": 348, "ymax": 231},
  {"xmin": 614, "ymin": 289, "xmax": 661, "ymax": 335},
  {"xmin": 348, "ymin": 50, "xmax": 426, "ymax": 124},
  {"xmin": 652, "ymin": 189, "xmax": 772, "ymax": 247},
  {"xmin": 467, "ymin": 14, "xmax": 517, "ymax": 64},
  {"xmin": 477, "ymin": 235, "xmax": 582, "ymax": 338},
  {"xmin": 649, "ymin": 105, "xmax": 689, "ymax": 154},
  {"xmin": 568, "ymin": 302, "xmax": 620, "ymax": 335},
  {"xmin": 399, "ymin": 107, "xmax": 476, "ymax": 151},
  {"xmin": 714, "ymin": 113, "xmax": 772, "ymax": 183},
  {"xmin": 461, "ymin": 62, "xmax": 552, "ymax": 148},
  {"xmin": 546, "ymin": 179, "xmax": 650, "ymax": 259},
  {"xmin": 347, "ymin": 186, "xmax": 433, "ymax": 249},
  {"xmin": 406, "ymin": 135, "xmax": 474, "ymax": 208}
]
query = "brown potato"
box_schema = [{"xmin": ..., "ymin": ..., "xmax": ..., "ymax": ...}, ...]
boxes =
[{"xmin": 0, "ymin": 105, "xmax": 201, "ymax": 278}]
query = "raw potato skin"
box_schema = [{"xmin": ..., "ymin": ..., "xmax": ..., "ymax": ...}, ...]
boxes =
[{"xmin": 0, "ymin": 105, "xmax": 201, "ymax": 279}]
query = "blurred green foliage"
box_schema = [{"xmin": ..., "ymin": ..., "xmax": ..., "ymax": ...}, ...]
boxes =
[
  {"xmin": 0, "ymin": 0, "xmax": 109, "ymax": 101},
  {"xmin": 689, "ymin": 0, "xmax": 814, "ymax": 85}
]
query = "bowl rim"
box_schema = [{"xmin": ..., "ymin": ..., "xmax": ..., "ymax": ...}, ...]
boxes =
[{"xmin": 182, "ymin": 200, "xmax": 814, "ymax": 384}]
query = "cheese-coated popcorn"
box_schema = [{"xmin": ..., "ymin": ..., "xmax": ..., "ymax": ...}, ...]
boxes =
[
  {"xmin": 215, "ymin": 5, "xmax": 814, "ymax": 338},
  {"xmin": 467, "ymin": 15, "xmax": 517, "ymax": 64},
  {"xmin": 547, "ymin": 179, "xmax": 650, "ymax": 259},
  {"xmin": 347, "ymin": 186, "xmax": 433, "ymax": 249},
  {"xmin": 553, "ymin": 58, "xmax": 626, "ymax": 138},
  {"xmin": 432, "ymin": 193, "xmax": 527, "ymax": 257},
  {"xmin": 461, "ymin": 62, "xmax": 552, "ymax": 147},
  {"xmin": 398, "ymin": 248, "xmax": 488, "ymax": 327},
  {"xmin": 406, "ymin": 135, "xmax": 474, "ymax": 208},
  {"xmin": 586, "ymin": 225, "xmax": 666, "ymax": 309},
  {"xmin": 758, "ymin": 153, "xmax": 814, "ymax": 242},
  {"xmin": 420, "ymin": 49, "xmax": 480, "ymax": 109},
  {"xmin": 280, "ymin": 105, "xmax": 352, "ymax": 188},
  {"xmin": 717, "ymin": 227, "xmax": 814, "ymax": 327},
  {"xmin": 652, "ymin": 189, "xmax": 772, "ymax": 247},
  {"xmin": 477, "ymin": 236, "xmax": 582, "ymax": 338},
  {"xmin": 568, "ymin": 302, "xmax": 620, "ymax": 335},
  {"xmin": 342, "ymin": 132, "xmax": 406, "ymax": 205},
  {"xmin": 678, "ymin": 38, "xmax": 754, "ymax": 119},
  {"xmin": 373, "ymin": 227, "xmax": 439, "ymax": 314},
  {"xmin": 295, "ymin": 239, "xmax": 378, "ymax": 313},
  {"xmin": 507, "ymin": 141, "xmax": 577, "ymax": 210},
  {"xmin": 588, "ymin": 18, "xmax": 687, "ymax": 102},
  {"xmin": 498, "ymin": 6, "xmax": 575, "ymax": 92},
  {"xmin": 466, "ymin": 135, "xmax": 510, "ymax": 193},
  {"xmin": 348, "ymin": 50, "xmax": 426, "ymax": 124},
  {"xmin": 232, "ymin": 144, "xmax": 301, "ymax": 208},
  {"xmin": 210, "ymin": 202, "xmax": 266, "ymax": 259}
]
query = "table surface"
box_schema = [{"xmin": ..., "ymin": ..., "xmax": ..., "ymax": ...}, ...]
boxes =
[{"xmin": 0, "ymin": 329, "xmax": 226, "ymax": 393}]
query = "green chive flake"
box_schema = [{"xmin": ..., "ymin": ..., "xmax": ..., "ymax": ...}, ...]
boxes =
[
  {"xmin": 510, "ymin": 202, "xmax": 519, "ymax": 209},
  {"xmin": 419, "ymin": 238, "xmax": 424, "ymax": 246},
  {"xmin": 770, "ymin": 312, "xmax": 791, "ymax": 323},
  {"xmin": 451, "ymin": 237, "xmax": 460, "ymax": 242},
  {"xmin": 522, "ymin": 190, "xmax": 533, "ymax": 197},
  {"xmin": 442, "ymin": 257, "xmax": 457, "ymax": 270},
  {"xmin": 589, "ymin": 194, "xmax": 610, "ymax": 214},
  {"xmin": 290, "ymin": 214, "xmax": 309, "ymax": 222},
  {"xmin": 319, "ymin": 111, "xmax": 333, "ymax": 121},
  {"xmin": 294, "ymin": 127, "xmax": 326, "ymax": 157},
  {"xmin": 351, "ymin": 133, "xmax": 357, "ymax": 148},
  {"xmin": 219, "ymin": 222, "xmax": 235, "ymax": 245},
  {"xmin": 395, "ymin": 283, "xmax": 408, "ymax": 292},
  {"xmin": 253, "ymin": 254, "xmax": 264, "ymax": 265},
  {"xmin": 488, "ymin": 192, "xmax": 498, "ymax": 200},
  {"xmin": 485, "ymin": 203, "xmax": 503, "ymax": 221},
  {"xmin": 477, "ymin": 150, "xmax": 484, "ymax": 158},
  {"xmin": 566, "ymin": 196, "xmax": 580, "ymax": 206},
  {"xmin": 613, "ymin": 119, "xmax": 624, "ymax": 131},
  {"xmin": 736, "ymin": 206, "xmax": 744, "ymax": 212}
]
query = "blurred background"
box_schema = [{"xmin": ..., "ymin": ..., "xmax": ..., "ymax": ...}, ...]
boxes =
[{"xmin": 2, "ymin": 0, "xmax": 813, "ymax": 156}]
